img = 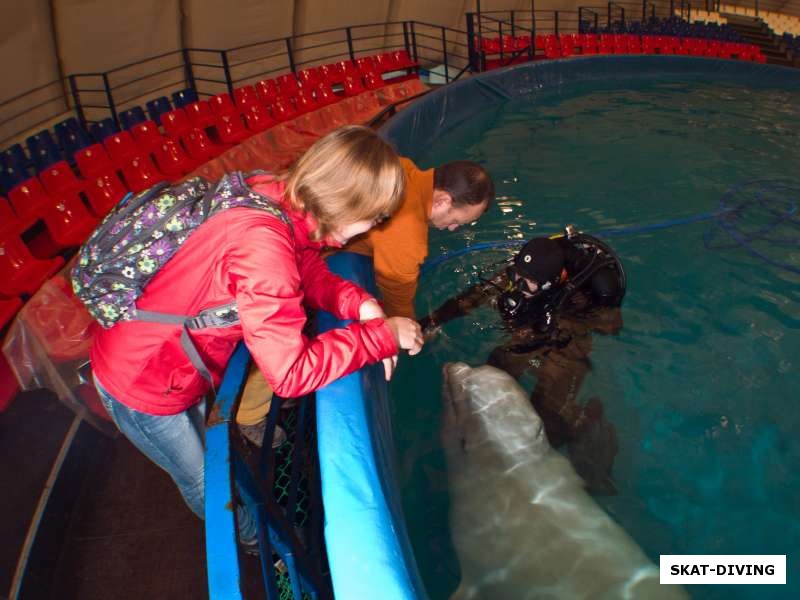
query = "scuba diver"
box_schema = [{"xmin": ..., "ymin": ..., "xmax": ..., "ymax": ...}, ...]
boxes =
[{"xmin": 420, "ymin": 226, "xmax": 626, "ymax": 494}]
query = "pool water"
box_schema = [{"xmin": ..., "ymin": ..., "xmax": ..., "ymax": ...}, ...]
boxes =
[{"xmin": 390, "ymin": 75, "xmax": 800, "ymax": 599}]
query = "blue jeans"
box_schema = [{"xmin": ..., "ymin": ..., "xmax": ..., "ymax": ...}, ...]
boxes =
[{"xmin": 95, "ymin": 377, "xmax": 256, "ymax": 541}]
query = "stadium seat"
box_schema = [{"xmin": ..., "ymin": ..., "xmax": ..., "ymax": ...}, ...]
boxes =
[
  {"xmin": 172, "ymin": 88, "xmax": 199, "ymax": 108},
  {"xmin": 210, "ymin": 114, "xmax": 249, "ymax": 146},
  {"xmin": 55, "ymin": 126, "xmax": 92, "ymax": 163},
  {"xmin": 270, "ymin": 98, "xmax": 298, "ymax": 123},
  {"xmin": 356, "ymin": 56, "xmax": 377, "ymax": 73},
  {"xmin": 0, "ymin": 234, "xmax": 64, "ymax": 297},
  {"xmin": 342, "ymin": 75, "xmax": 365, "ymax": 97},
  {"xmin": 103, "ymin": 131, "xmax": 141, "ymax": 165},
  {"xmin": 276, "ymin": 74, "xmax": 300, "ymax": 97},
  {"xmin": 362, "ymin": 70, "xmax": 385, "ymax": 90},
  {"xmin": 89, "ymin": 118, "xmax": 119, "ymax": 143},
  {"xmin": 8, "ymin": 177, "xmax": 54, "ymax": 223},
  {"xmin": 242, "ymin": 104, "xmax": 275, "ymax": 133},
  {"xmin": 40, "ymin": 193, "xmax": 99, "ymax": 248},
  {"xmin": 3, "ymin": 144, "xmax": 29, "ymax": 172},
  {"xmin": 255, "ymin": 79, "xmax": 280, "ymax": 105},
  {"xmin": 233, "ymin": 85, "xmax": 259, "ymax": 109},
  {"xmin": 0, "ymin": 158, "xmax": 26, "ymax": 195},
  {"xmin": 130, "ymin": 120, "xmax": 164, "ymax": 152},
  {"xmin": 181, "ymin": 128, "xmax": 219, "ymax": 163},
  {"xmin": 39, "ymin": 161, "xmax": 83, "ymax": 198},
  {"xmin": 26, "ymin": 131, "xmax": 62, "ymax": 172},
  {"xmin": 184, "ymin": 100, "xmax": 216, "ymax": 129},
  {"xmin": 209, "ymin": 93, "xmax": 239, "ymax": 117},
  {"xmin": 119, "ymin": 106, "xmax": 147, "ymax": 130},
  {"xmin": 146, "ymin": 96, "xmax": 173, "ymax": 124},
  {"xmin": 0, "ymin": 196, "xmax": 23, "ymax": 233},
  {"xmin": 161, "ymin": 109, "xmax": 193, "ymax": 140},
  {"xmin": 121, "ymin": 155, "xmax": 164, "ymax": 193},
  {"xmin": 297, "ymin": 68, "xmax": 321, "ymax": 88},
  {"xmin": 84, "ymin": 172, "xmax": 128, "ymax": 217},
  {"xmin": 313, "ymin": 81, "xmax": 338, "ymax": 106},
  {"xmin": 293, "ymin": 89, "xmax": 316, "ymax": 114},
  {"xmin": 152, "ymin": 139, "xmax": 195, "ymax": 178}
]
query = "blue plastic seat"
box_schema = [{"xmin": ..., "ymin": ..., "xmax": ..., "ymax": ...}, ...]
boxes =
[
  {"xmin": 55, "ymin": 126, "xmax": 92, "ymax": 163},
  {"xmin": 118, "ymin": 106, "xmax": 147, "ymax": 130},
  {"xmin": 172, "ymin": 88, "xmax": 198, "ymax": 108},
  {"xmin": 3, "ymin": 144, "xmax": 29, "ymax": 172},
  {"xmin": 0, "ymin": 156, "xmax": 26, "ymax": 194},
  {"xmin": 26, "ymin": 131, "xmax": 62, "ymax": 172},
  {"xmin": 89, "ymin": 117, "xmax": 120, "ymax": 142},
  {"xmin": 145, "ymin": 96, "xmax": 172, "ymax": 124}
]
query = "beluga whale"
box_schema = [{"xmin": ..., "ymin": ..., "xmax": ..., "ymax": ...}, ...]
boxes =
[{"xmin": 441, "ymin": 362, "xmax": 687, "ymax": 600}]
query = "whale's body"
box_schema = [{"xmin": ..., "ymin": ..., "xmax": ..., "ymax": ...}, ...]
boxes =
[{"xmin": 441, "ymin": 362, "xmax": 687, "ymax": 600}]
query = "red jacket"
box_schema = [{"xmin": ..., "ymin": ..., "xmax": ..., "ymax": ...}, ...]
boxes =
[{"xmin": 91, "ymin": 174, "xmax": 397, "ymax": 415}]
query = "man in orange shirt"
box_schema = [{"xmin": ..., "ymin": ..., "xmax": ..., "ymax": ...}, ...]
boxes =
[{"xmin": 345, "ymin": 157, "xmax": 494, "ymax": 318}]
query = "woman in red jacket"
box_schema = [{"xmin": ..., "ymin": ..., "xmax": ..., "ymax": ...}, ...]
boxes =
[{"xmin": 91, "ymin": 126, "xmax": 423, "ymax": 545}]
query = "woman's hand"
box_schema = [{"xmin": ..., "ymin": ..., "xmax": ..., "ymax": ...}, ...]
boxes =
[
  {"xmin": 359, "ymin": 298, "xmax": 386, "ymax": 321},
  {"xmin": 386, "ymin": 317, "xmax": 424, "ymax": 356}
]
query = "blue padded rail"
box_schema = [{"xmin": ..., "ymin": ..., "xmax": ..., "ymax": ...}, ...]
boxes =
[{"xmin": 315, "ymin": 253, "xmax": 427, "ymax": 600}]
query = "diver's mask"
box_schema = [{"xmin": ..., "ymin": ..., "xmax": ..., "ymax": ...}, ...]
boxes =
[{"xmin": 499, "ymin": 268, "xmax": 556, "ymax": 324}]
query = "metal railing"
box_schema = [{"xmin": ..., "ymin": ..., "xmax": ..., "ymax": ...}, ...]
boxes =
[{"xmin": 1, "ymin": 19, "xmax": 471, "ymax": 149}]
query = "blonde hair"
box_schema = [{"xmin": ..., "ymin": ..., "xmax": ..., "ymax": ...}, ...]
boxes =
[{"xmin": 281, "ymin": 126, "xmax": 405, "ymax": 240}]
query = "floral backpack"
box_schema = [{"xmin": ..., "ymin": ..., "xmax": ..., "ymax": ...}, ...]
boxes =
[{"xmin": 71, "ymin": 171, "xmax": 290, "ymax": 383}]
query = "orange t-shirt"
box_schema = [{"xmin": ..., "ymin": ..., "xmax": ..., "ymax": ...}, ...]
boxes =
[{"xmin": 345, "ymin": 158, "xmax": 433, "ymax": 318}]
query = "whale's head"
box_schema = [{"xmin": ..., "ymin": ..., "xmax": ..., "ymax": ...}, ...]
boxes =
[{"xmin": 441, "ymin": 362, "xmax": 548, "ymax": 462}]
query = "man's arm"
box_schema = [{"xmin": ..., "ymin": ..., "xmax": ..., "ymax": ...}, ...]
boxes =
[{"xmin": 418, "ymin": 270, "xmax": 506, "ymax": 333}]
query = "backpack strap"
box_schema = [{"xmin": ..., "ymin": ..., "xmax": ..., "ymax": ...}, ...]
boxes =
[{"xmin": 136, "ymin": 302, "xmax": 240, "ymax": 387}]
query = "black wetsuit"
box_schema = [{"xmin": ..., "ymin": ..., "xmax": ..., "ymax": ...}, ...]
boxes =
[{"xmin": 422, "ymin": 235, "xmax": 625, "ymax": 495}]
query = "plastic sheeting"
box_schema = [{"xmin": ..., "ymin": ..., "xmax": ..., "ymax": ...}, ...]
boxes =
[
  {"xmin": 315, "ymin": 252, "xmax": 427, "ymax": 600},
  {"xmin": 190, "ymin": 78, "xmax": 427, "ymax": 181},
  {"xmin": 1, "ymin": 258, "xmax": 113, "ymax": 433}
]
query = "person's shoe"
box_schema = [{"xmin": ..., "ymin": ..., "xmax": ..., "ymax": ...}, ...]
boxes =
[{"xmin": 238, "ymin": 420, "xmax": 288, "ymax": 449}]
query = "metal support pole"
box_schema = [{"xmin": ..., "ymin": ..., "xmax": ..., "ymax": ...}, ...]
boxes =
[
  {"xmin": 68, "ymin": 75, "xmax": 87, "ymax": 130},
  {"xmin": 346, "ymin": 27, "xmax": 355, "ymax": 63},
  {"xmin": 220, "ymin": 51, "xmax": 234, "ymax": 97},
  {"xmin": 285, "ymin": 37, "xmax": 296, "ymax": 73},
  {"xmin": 182, "ymin": 48, "xmax": 196, "ymax": 93},
  {"xmin": 101, "ymin": 72, "xmax": 118, "ymax": 127}
]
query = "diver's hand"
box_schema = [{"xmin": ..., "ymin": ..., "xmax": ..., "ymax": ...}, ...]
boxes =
[
  {"xmin": 386, "ymin": 317, "xmax": 424, "ymax": 356},
  {"xmin": 359, "ymin": 298, "xmax": 386, "ymax": 321}
]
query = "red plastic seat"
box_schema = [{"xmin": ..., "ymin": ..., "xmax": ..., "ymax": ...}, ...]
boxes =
[
  {"xmin": 233, "ymin": 85, "xmax": 259, "ymax": 109},
  {"xmin": 7, "ymin": 178, "xmax": 52, "ymax": 224},
  {"xmin": 598, "ymin": 34, "xmax": 615, "ymax": 54},
  {"xmin": 276, "ymin": 74, "xmax": 300, "ymax": 97},
  {"xmin": 336, "ymin": 61, "xmax": 359, "ymax": 80},
  {"xmin": 182, "ymin": 128, "xmax": 220, "ymax": 163},
  {"xmin": 612, "ymin": 34, "xmax": 629, "ymax": 54},
  {"xmin": 243, "ymin": 104, "xmax": 276, "ymax": 133},
  {"xmin": 75, "ymin": 144, "xmax": 115, "ymax": 178},
  {"xmin": 185, "ymin": 100, "xmax": 216, "ymax": 128},
  {"xmin": 161, "ymin": 109, "xmax": 192, "ymax": 140},
  {"xmin": 297, "ymin": 68, "xmax": 321, "ymax": 88},
  {"xmin": 255, "ymin": 79, "xmax": 280, "ymax": 104},
  {"xmin": 211, "ymin": 114, "xmax": 249, "ymax": 146},
  {"xmin": 363, "ymin": 70, "xmax": 385, "ymax": 90},
  {"xmin": 84, "ymin": 172, "xmax": 128, "ymax": 217},
  {"xmin": 0, "ymin": 196, "xmax": 25, "ymax": 234},
  {"xmin": 39, "ymin": 161, "xmax": 83, "ymax": 198},
  {"xmin": 342, "ymin": 75, "xmax": 365, "ymax": 97},
  {"xmin": 319, "ymin": 63, "xmax": 344, "ymax": 86},
  {"xmin": 130, "ymin": 120, "xmax": 164, "ymax": 152},
  {"xmin": 314, "ymin": 82, "xmax": 338, "ymax": 106},
  {"xmin": 121, "ymin": 155, "xmax": 165, "ymax": 193},
  {"xmin": 209, "ymin": 93, "xmax": 238, "ymax": 118},
  {"xmin": 356, "ymin": 56, "xmax": 377, "ymax": 73},
  {"xmin": 393, "ymin": 49, "xmax": 418, "ymax": 68},
  {"xmin": 103, "ymin": 131, "xmax": 141, "ymax": 165},
  {"xmin": 270, "ymin": 98, "xmax": 298, "ymax": 123},
  {"xmin": 580, "ymin": 34, "xmax": 599, "ymax": 54},
  {"xmin": 41, "ymin": 193, "xmax": 99, "ymax": 248},
  {"xmin": 0, "ymin": 234, "xmax": 64, "ymax": 297},
  {"xmin": 293, "ymin": 89, "xmax": 316, "ymax": 114},
  {"xmin": 375, "ymin": 52, "xmax": 399, "ymax": 73},
  {"xmin": 0, "ymin": 296, "xmax": 23, "ymax": 330},
  {"xmin": 626, "ymin": 34, "xmax": 642, "ymax": 54},
  {"xmin": 152, "ymin": 139, "xmax": 196, "ymax": 178}
]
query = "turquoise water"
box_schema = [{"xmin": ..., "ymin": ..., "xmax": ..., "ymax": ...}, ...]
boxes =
[{"xmin": 391, "ymin": 76, "xmax": 800, "ymax": 599}]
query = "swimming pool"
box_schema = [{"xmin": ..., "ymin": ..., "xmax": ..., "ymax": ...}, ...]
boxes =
[{"xmin": 384, "ymin": 57, "xmax": 800, "ymax": 600}]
